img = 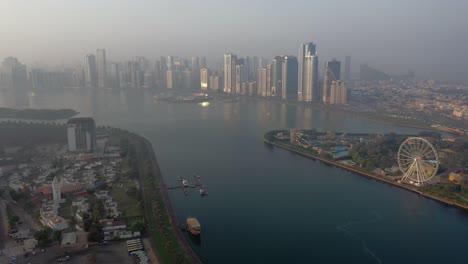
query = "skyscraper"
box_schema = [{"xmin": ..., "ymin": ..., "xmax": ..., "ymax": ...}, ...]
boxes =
[
  {"xmin": 0, "ymin": 57, "xmax": 28, "ymax": 92},
  {"xmin": 323, "ymin": 59, "xmax": 341, "ymax": 103},
  {"xmin": 200, "ymin": 68, "xmax": 209, "ymax": 90},
  {"xmin": 281, "ymin": 56, "xmax": 298, "ymax": 100},
  {"xmin": 344, "ymin": 56, "xmax": 351, "ymax": 81},
  {"xmin": 96, "ymin": 49, "xmax": 107, "ymax": 88},
  {"xmin": 200, "ymin": 57, "xmax": 207, "ymax": 68},
  {"xmin": 223, "ymin": 54, "xmax": 237, "ymax": 93},
  {"xmin": 108, "ymin": 63, "xmax": 120, "ymax": 89},
  {"xmin": 304, "ymin": 54, "xmax": 319, "ymax": 102},
  {"xmin": 330, "ymin": 80, "xmax": 347, "ymax": 105},
  {"xmin": 298, "ymin": 43, "xmax": 317, "ymax": 102},
  {"xmin": 271, "ymin": 56, "xmax": 285, "ymax": 97},
  {"xmin": 235, "ymin": 64, "xmax": 248, "ymax": 94},
  {"xmin": 257, "ymin": 67, "xmax": 267, "ymax": 97},
  {"xmin": 84, "ymin": 54, "xmax": 97, "ymax": 88}
]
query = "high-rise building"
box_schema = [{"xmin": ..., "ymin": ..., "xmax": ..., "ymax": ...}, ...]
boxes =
[
  {"xmin": 330, "ymin": 80, "xmax": 347, "ymax": 105},
  {"xmin": 323, "ymin": 59, "xmax": 341, "ymax": 103},
  {"xmin": 67, "ymin": 117, "xmax": 96, "ymax": 152},
  {"xmin": 257, "ymin": 67, "xmax": 267, "ymax": 97},
  {"xmin": 200, "ymin": 57, "xmax": 207, "ymax": 68},
  {"xmin": 271, "ymin": 56, "xmax": 285, "ymax": 97},
  {"xmin": 298, "ymin": 43, "xmax": 317, "ymax": 102},
  {"xmin": 281, "ymin": 56, "xmax": 298, "ymax": 100},
  {"xmin": 143, "ymin": 71, "xmax": 153, "ymax": 88},
  {"xmin": 200, "ymin": 68, "xmax": 209, "ymax": 90},
  {"xmin": 96, "ymin": 49, "xmax": 107, "ymax": 88},
  {"xmin": 266, "ymin": 64, "xmax": 272, "ymax": 97},
  {"xmin": 0, "ymin": 57, "xmax": 28, "ymax": 92},
  {"xmin": 344, "ymin": 56, "xmax": 351, "ymax": 81},
  {"xmin": 84, "ymin": 54, "xmax": 97, "ymax": 88},
  {"xmin": 52, "ymin": 176, "xmax": 62, "ymax": 203},
  {"xmin": 209, "ymin": 75, "xmax": 220, "ymax": 91},
  {"xmin": 181, "ymin": 70, "xmax": 192, "ymax": 89},
  {"xmin": 130, "ymin": 61, "xmax": 140, "ymax": 88},
  {"xmin": 223, "ymin": 54, "xmax": 237, "ymax": 93},
  {"xmin": 167, "ymin": 56, "xmax": 174, "ymax": 71},
  {"xmin": 303, "ymin": 54, "xmax": 319, "ymax": 102},
  {"xmin": 108, "ymin": 63, "xmax": 120, "ymax": 89},
  {"xmin": 235, "ymin": 64, "xmax": 248, "ymax": 94}
]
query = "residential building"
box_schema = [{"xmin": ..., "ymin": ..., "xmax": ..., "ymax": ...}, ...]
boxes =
[
  {"xmin": 323, "ymin": 59, "xmax": 341, "ymax": 103},
  {"xmin": 67, "ymin": 117, "xmax": 96, "ymax": 152}
]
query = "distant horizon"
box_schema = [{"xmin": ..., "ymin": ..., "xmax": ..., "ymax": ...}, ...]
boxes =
[{"xmin": 1, "ymin": 0, "xmax": 467, "ymax": 81}]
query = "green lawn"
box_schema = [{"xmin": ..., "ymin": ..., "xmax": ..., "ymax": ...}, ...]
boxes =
[{"xmin": 111, "ymin": 176, "xmax": 143, "ymax": 217}]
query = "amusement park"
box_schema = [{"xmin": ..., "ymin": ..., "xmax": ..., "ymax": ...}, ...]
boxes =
[{"xmin": 266, "ymin": 129, "xmax": 468, "ymax": 207}]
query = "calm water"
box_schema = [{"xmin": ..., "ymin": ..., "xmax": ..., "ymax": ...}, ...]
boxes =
[{"xmin": 2, "ymin": 90, "xmax": 468, "ymax": 264}]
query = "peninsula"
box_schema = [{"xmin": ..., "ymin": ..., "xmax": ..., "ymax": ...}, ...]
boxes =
[
  {"xmin": 264, "ymin": 129, "xmax": 468, "ymax": 210},
  {"xmin": 0, "ymin": 107, "xmax": 78, "ymax": 120}
]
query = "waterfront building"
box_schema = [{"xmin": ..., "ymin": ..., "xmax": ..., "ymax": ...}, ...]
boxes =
[
  {"xmin": 108, "ymin": 63, "xmax": 120, "ymax": 89},
  {"xmin": 96, "ymin": 49, "xmax": 107, "ymax": 88},
  {"xmin": 298, "ymin": 42, "xmax": 317, "ymax": 102},
  {"xmin": 266, "ymin": 63, "xmax": 272, "ymax": 97},
  {"xmin": 344, "ymin": 56, "xmax": 351, "ymax": 81},
  {"xmin": 257, "ymin": 67, "xmax": 267, "ymax": 97},
  {"xmin": 143, "ymin": 71, "xmax": 153, "ymax": 88},
  {"xmin": 200, "ymin": 68, "xmax": 209, "ymax": 90},
  {"xmin": 84, "ymin": 54, "xmax": 97, "ymax": 88},
  {"xmin": 67, "ymin": 117, "xmax": 96, "ymax": 152},
  {"xmin": 271, "ymin": 56, "xmax": 285, "ymax": 97},
  {"xmin": 209, "ymin": 75, "xmax": 221, "ymax": 91},
  {"xmin": 281, "ymin": 56, "xmax": 298, "ymax": 100},
  {"xmin": 323, "ymin": 59, "xmax": 341, "ymax": 103},
  {"xmin": 181, "ymin": 70, "xmax": 192, "ymax": 89},
  {"xmin": 0, "ymin": 57, "xmax": 28, "ymax": 92},
  {"xmin": 330, "ymin": 80, "xmax": 347, "ymax": 105},
  {"xmin": 235, "ymin": 64, "xmax": 248, "ymax": 94},
  {"xmin": 224, "ymin": 54, "xmax": 237, "ymax": 93},
  {"xmin": 303, "ymin": 54, "xmax": 319, "ymax": 102},
  {"xmin": 248, "ymin": 81, "xmax": 257, "ymax": 96},
  {"xmin": 30, "ymin": 69, "xmax": 65, "ymax": 91}
]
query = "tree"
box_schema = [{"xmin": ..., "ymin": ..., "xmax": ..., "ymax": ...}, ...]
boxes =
[
  {"xmin": 87, "ymin": 224, "xmax": 103, "ymax": 242},
  {"xmin": 129, "ymin": 221, "xmax": 146, "ymax": 234}
]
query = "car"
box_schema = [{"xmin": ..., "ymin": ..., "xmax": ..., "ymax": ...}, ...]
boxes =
[{"xmin": 57, "ymin": 255, "xmax": 71, "ymax": 262}]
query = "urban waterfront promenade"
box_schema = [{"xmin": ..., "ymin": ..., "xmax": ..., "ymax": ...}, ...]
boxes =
[
  {"xmin": 140, "ymin": 137, "xmax": 203, "ymax": 264},
  {"xmin": 264, "ymin": 137, "xmax": 468, "ymax": 212}
]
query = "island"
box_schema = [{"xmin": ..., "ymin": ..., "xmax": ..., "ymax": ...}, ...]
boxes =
[
  {"xmin": 264, "ymin": 129, "xmax": 468, "ymax": 210},
  {"xmin": 0, "ymin": 107, "xmax": 78, "ymax": 120}
]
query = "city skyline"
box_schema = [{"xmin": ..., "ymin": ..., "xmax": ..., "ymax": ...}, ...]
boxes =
[{"xmin": 1, "ymin": 1, "xmax": 467, "ymax": 81}]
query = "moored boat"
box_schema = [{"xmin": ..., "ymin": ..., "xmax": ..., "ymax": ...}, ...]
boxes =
[{"xmin": 187, "ymin": 217, "xmax": 201, "ymax": 235}]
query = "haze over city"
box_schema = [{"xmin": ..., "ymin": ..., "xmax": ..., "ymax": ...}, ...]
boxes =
[
  {"xmin": 1, "ymin": 1, "xmax": 468, "ymax": 264},
  {"xmin": 1, "ymin": 0, "xmax": 468, "ymax": 80}
]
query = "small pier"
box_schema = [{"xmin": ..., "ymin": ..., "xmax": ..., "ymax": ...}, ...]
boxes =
[{"xmin": 167, "ymin": 173, "xmax": 208, "ymax": 196}]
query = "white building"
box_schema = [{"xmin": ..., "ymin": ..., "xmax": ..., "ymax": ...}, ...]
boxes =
[
  {"xmin": 52, "ymin": 176, "xmax": 61, "ymax": 202},
  {"xmin": 67, "ymin": 117, "xmax": 96, "ymax": 152}
]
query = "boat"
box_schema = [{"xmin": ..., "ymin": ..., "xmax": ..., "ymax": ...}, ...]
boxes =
[
  {"xmin": 199, "ymin": 188, "xmax": 207, "ymax": 196},
  {"xmin": 179, "ymin": 177, "xmax": 189, "ymax": 187},
  {"xmin": 187, "ymin": 217, "xmax": 201, "ymax": 235}
]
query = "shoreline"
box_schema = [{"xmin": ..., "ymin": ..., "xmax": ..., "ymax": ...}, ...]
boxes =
[
  {"xmin": 264, "ymin": 138, "xmax": 468, "ymax": 212},
  {"xmin": 240, "ymin": 96, "xmax": 465, "ymax": 135},
  {"xmin": 141, "ymin": 137, "xmax": 203, "ymax": 264}
]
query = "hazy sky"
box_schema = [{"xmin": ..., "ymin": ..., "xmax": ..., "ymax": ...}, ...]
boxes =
[{"xmin": 1, "ymin": 0, "xmax": 467, "ymax": 80}]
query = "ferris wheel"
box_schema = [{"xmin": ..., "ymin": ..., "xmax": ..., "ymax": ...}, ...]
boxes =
[{"xmin": 397, "ymin": 137, "xmax": 439, "ymax": 186}]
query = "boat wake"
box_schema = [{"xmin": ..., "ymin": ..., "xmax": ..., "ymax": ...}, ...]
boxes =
[{"xmin": 336, "ymin": 211, "xmax": 383, "ymax": 264}]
